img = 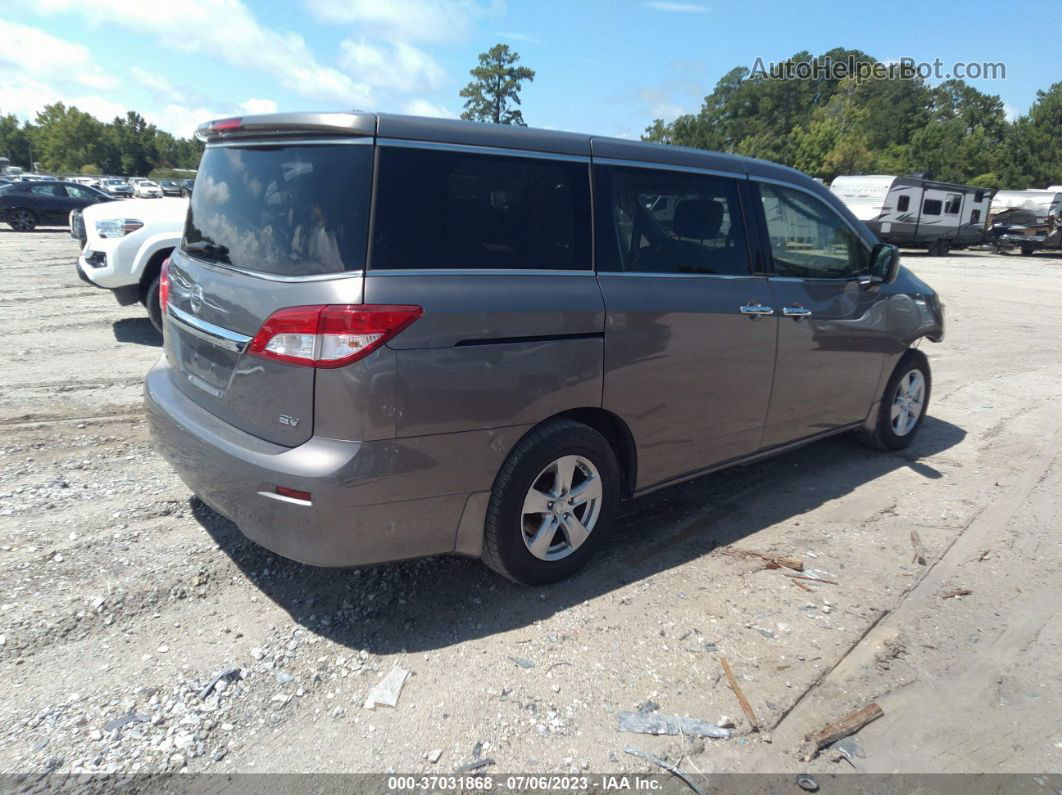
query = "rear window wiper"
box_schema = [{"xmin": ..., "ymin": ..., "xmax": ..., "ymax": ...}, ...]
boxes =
[{"xmin": 183, "ymin": 241, "xmax": 230, "ymax": 263}]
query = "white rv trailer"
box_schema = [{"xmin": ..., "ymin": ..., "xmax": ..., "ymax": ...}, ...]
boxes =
[
  {"xmin": 830, "ymin": 174, "xmax": 991, "ymax": 255},
  {"xmin": 988, "ymin": 189, "xmax": 1062, "ymax": 255}
]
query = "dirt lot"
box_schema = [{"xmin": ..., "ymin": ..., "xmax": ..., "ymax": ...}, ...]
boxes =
[{"xmin": 1, "ymin": 229, "xmax": 1060, "ymax": 778}]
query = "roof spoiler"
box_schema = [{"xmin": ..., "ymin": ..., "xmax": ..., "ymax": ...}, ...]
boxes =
[{"xmin": 195, "ymin": 111, "xmax": 376, "ymax": 141}]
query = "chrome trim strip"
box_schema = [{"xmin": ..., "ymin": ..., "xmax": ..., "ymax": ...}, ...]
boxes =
[
  {"xmin": 205, "ymin": 137, "xmax": 372, "ymax": 148},
  {"xmin": 597, "ymin": 272, "xmax": 763, "ymax": 281},
  {"xmin": 592, "ymin": 157, "xmax": 744, "ymax": 180},
  {"xmin": 167, "ymin": 304, "xmax": 252, "ymax": 353},
  {"xmin": 365, "ymin": 268, "xmax": 594, "ymax": 277},
  {"xmin": 177, "ymin": 251, "xmax": 365, "ymax": 283},
  {"xmin": 377, "ymin": 138, "xmax": 591, "ymax": 163}
]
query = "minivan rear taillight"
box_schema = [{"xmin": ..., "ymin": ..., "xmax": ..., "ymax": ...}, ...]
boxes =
[
  {"xmin": 248, "ymin": 305, "xmax": 422, "ymax": 368},
  {"xmin": 159, "ymin": 258, "xmax": 171, "ymax": 313}
]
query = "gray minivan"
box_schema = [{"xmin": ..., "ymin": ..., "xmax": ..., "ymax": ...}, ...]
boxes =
[{"xmin": 146, "ymin": 112, "xmax": 944, "ymax": 585}]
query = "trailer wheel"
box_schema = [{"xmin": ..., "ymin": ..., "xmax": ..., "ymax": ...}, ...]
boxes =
[
  {"xmin": 927, "ymin": 241, "xmax": 941, "ymax": 256},
  {"xmin": 1020, "ymin": 246, "xmax": 1034, "ymax": 257}
]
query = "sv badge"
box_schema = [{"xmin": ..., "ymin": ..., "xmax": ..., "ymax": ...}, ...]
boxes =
[{"xmin": 278, "ymin": 414, "xmax": 301, "ymax": 427}]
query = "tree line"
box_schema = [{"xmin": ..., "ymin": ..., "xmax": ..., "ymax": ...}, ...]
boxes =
[
  {"xmin": 0, "ymin": 102, "xmax": 203, "ymax": 176},
  {"xmin": 643, "ymin": 49, "xmax": 1062, "ymax": 190}
]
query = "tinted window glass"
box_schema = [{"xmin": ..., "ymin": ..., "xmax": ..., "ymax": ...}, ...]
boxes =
[
  {"xmin": 923, "ymin": 198, "xmax": 942, "ymax": 216},
  {"xmin": 897, "ymin": 195, "xmax": 910, "ymax": 212},
  {"xmin": 970, "ymin": 209, "xmax": 981, "ymax": 223},
  {"xmin": 31, "ymin": 184, "xmax": 65, "ymax": 197},
  {"xmin": 759, "ymin": 183, "xmax": 869, "ymax": 279},
  {"xmin": 944, "ymin": 194, "xmax": 961, "ymax": 214},
  {"xmin": 183, "ymin": 143, "xmax": 372, "ymax": 276},
  {"xmin": 372, "ymin": 147, "xmax": 591, "ymax": 270},
  {"xmin": 601, "ymin": 166, "xmax": 749, "ymax": 275},
  {"xmin": 65, "ymin": 185, "xmax": 95, "ymax": 199}
]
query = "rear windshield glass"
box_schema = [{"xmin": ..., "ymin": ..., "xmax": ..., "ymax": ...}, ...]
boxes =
[{"xmin": 183, "ymin": 143, "xmax": 372, "ymax": 276}]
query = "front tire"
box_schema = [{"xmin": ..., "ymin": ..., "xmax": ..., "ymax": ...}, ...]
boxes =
[
  {"xmin": 482, "ymin": 419, "xmax": 620, "ymax": 585},
  {"xmin": 860, "ymin": 350, "xmax": 931, "ymax": 451},
  {"xmin": 8, "ymin": 208, "xmax": 37, "ymax": 232}
]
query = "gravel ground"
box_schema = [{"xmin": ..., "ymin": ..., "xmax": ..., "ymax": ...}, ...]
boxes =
[{"xmin": 0, "ymin": 229, "xmax": 1060, "ymax": 778}]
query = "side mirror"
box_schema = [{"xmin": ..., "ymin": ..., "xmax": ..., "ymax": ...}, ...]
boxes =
[{"xmin": 869, "ymin": 243, "xmax": 901, "ymax": 284}]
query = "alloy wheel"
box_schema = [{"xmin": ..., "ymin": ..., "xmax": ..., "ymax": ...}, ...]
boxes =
[
  {"xmin": 891, "ymin": 369, "xmax": 925, "ymax": 436},
  {"xmin": 521, "ymin": 455, "xmax": 603, "ymax": 561}
]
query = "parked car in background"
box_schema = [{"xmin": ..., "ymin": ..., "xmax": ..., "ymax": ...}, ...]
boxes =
[
  {"xmin": 179, "ymin": 178, "xmax": 194, "ymax": 197},
  {"xmin": 75, "ymin": 197, "xmax": 188, "ymax": 330},
  {"xmin": 158, "ymin": 179, "xmax": 182, "ymax": 197},
  {"xmin": 99, "ymin": 178, "xmax": 134, "ymax": 198},
  {"xmin": 134, "ymin": 180, "xmax": 163, "ymax": 198},
  {"xmin": 146, "ymin": 111, "xmax": 944, "ymax": 585},
  {"xmin": 1, "ymin": 180, "xmax": 113, "ymax": 231}
]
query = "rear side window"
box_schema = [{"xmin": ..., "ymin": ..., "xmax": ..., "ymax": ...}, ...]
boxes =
[
  {"xmin": 598, "ymin": 166, "xmax": 750, "ymax": 275},
  {"xmin": 184, "ymin": 143, "xmax": 372, "ymax": 276},
  {"xmin": 371, "ymin": 146, "xmax": 591, "ymax": 270}
]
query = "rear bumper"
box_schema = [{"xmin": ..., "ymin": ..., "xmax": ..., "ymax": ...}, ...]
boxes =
[{"xmin": 145, "ymin": 358, "xmax": 514, "ymax": 567}]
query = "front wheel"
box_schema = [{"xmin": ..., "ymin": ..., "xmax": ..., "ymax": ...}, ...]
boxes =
[
  {"xmin": 860, "ymin": 350, "xmax": 931, "ymax": 451},
  {"xmin": 482, "ymin": 419, "xmax": 620, "ymax": 585}
]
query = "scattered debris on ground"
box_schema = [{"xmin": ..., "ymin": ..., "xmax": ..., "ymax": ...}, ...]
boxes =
[
  {"xmin": 720, "ymin": 656, "xmax": 760, "ymax": 731},
  {"xmin": 800, "ymin": 703, "xmax": 883, "ymax": 761}
]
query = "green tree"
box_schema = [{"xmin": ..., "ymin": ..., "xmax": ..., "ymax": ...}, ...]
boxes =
[
  {"xmin": 0, "ymin": 111, "xmax": 35, "ymax": 169},
  {"xmin": 460, "ymin": 44, "xmax": 535, "ymax": 125},
  {"xmin": 32, "ymin": 102, "xmax": 106, "ymax": 173}
]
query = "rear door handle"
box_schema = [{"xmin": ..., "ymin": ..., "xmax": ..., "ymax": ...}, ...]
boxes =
[
  {"xmin": 782, "ymin": 306, "xmax": 812, "ymax": 317},
  {"xmin": 739, "ymin": 304, "xmax": 774, "ymax": 316}
]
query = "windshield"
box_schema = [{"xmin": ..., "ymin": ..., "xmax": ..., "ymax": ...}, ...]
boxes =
[
  {"xmin": 106, "ymin": 179, "xmax": 125, "ymax": 185},
  {"xmin": 183, "ymin": 143, "xmax": 372, "ymax": 276}
]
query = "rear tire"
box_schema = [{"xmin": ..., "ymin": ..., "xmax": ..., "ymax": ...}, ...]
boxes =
[
  {"xmin": 482, "ymin": 419, "xmax": 619, "ymax": 585},
  {"xmin": 860, "ymin": 350, "xmax": 931, "ymax": 451},
  {"xmin": 143, "ymin": 275, "xmax": 163, "ymax": 333},
  {"xmin": 8, "ymin": 208, "xmax": 37, "ymax": 232}
]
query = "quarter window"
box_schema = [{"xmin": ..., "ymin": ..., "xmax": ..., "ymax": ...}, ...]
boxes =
[
  {"xmin": 923, "ymin": 198, "xmax": 942, "ymax": 216},
  {"xmin": 759, "ymin": 183, "xmax": 869, "ymax": 279},
  {"xmin": 371, "ymin": 147, "xmax": 591, "ymax": 270},
  {"xmin": 600, "ymin": 166, "xmax": 749, "ymax": 275}
]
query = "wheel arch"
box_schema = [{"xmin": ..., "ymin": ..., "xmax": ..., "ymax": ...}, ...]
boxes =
[
  {"xmin": 551, "ymin": 407, "xmax": 638, "ymax": 498},
  {"xmin": 137, "ymin": 245, "xmax": 175, "ymax": 301}
]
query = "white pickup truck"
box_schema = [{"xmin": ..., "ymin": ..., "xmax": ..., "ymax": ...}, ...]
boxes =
[{"xmin": 73, "ymin": 197, "xmax": 187, "ymax": 331}]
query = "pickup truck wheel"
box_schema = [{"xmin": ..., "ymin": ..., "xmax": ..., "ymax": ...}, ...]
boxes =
[
  {"xmin": 7, "ymin": 208, "xmax": 37, "ymax": 232},
  {"xmin": 143, "ymin": 275, "xmax": 163, "ymax": 333},
  {"xmin": 482, "ymin": 419, "xmax": 619, "ymax": 585},
  {"xmin": 860, "ymin": 350, "xmax": 931, "ymax": 451}
]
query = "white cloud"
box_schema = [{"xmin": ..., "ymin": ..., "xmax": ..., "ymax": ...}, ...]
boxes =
[
  {"xmin": 143, "ymin": 104, "xmax": 216, "ymax": 138},
  {"xmin": 130, "ymin": 67, "xmax": 187, "ymax": 104},
  {"xmin": 401, "ymin": 98, "xmax": 455, "ymax": 118},
  {"xmin": 499, "ymin": 32, "xmax": 543, "ymax": 45},
  {"xmin": 32, "ymin": 0, "xmax": 373, "ymax": 106},
  {"xmin": 1002, "ymin": 102, "xmax": 1020, "ymax": 122},
  {"xmin": 239, "ymin": 98, "xmax": 278, "ymax": 115},
  {"xmin": 642, "ymin": 1, "xmax": 708, "ymax": 12},
  {"xmin": 306, "ymin": 0, "xmax": 496, "ymax": 43},
  {"xmin": 0, "ymin": 19, "xmax": 116, "ymax": 91},
  {"xmin": 339, "ymin": 39, "xmax": 445, "ymax": 92}
]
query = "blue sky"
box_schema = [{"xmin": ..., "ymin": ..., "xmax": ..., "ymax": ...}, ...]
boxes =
[{"xmin": 0, "ymin": 0, "xmax": 1054, "ymax": 139}]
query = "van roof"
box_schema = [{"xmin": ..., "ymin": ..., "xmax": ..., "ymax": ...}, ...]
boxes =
[{"xmin": 194, "ymin": 110, "xmax": 821, "ymax": 191}]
